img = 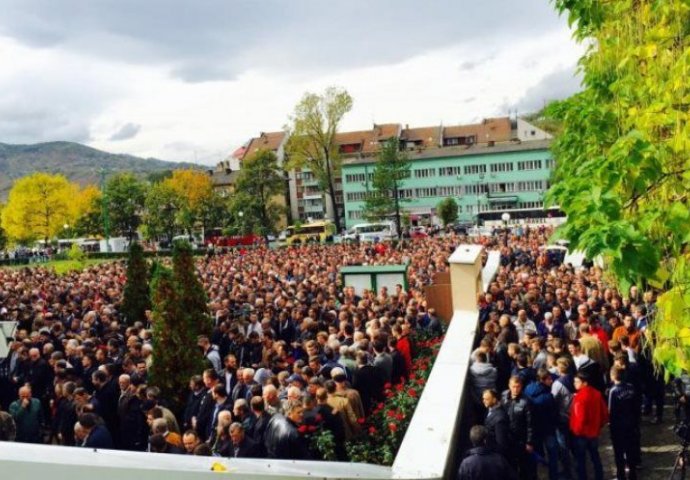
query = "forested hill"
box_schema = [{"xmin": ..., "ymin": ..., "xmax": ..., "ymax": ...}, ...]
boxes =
[{"xmin": 0, "ymin": 141, "xmax": 203, "ymax": 199}]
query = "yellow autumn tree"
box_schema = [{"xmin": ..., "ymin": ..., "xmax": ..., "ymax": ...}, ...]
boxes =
[
  {"xmin": 163, "ymin": 169, "xmax": 214, "ymax": 233},
  {"xmin": 1, "ymin": 172, "xmax": 78, "ymax": 245}
]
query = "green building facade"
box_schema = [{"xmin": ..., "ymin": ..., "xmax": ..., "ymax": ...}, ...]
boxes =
[{"xmin": 341, "ymin": 139, "xmax": 553, "ymax": 228}]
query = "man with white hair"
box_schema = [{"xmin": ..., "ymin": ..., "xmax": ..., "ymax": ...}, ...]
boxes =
[
  {"xmin": 118, "ymin": 374, "xmax": 146, "ymax": 451},
  {"xmin": 9, "ymin": 385, "xmax": 43, "ymax": 443}
]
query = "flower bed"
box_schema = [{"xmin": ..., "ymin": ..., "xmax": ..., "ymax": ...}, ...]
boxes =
[{"xmin": 346, "ymin": 333, "xmax": 444, "ymax": 465}]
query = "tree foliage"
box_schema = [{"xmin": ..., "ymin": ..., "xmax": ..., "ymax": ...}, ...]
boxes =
[
  {"xmin": 436, "ymin": 197, "xmax": 459, "ymax": 227},
  {"xmin": 72, "ymin": 185, "xmax": 104, "ymax": 237},
  {"xmin": 547, "ymin": 0, "xmax": 690, "ymax": 375},
  {"xmin": 233, "ymin": 149, "xmax": 285, "ymax": 236},
  {"xmin": 285, "ymin": 86, "xmax": 353, "ymax": 232},
  {"xmin": 149, "ymin": 241, "xmax": 210, "ymax": 412},
  {"xmin": 0, "ymin": 204, "xmax": 7, "ymax": 251},
  {"xmin": 363, "ymin": 137, "xmax": 411, "ymax": 237},
  {"xmin": 166, "ymin": 169, "xmax": 214, "ymax": 233},
  {"xmin": 1, "ymin": 172, "xmax": 77, "ymax": 245},
  {"xmin": 121, "ymin": 241, "xmax": 151, "ymax": 326},
  {"xmin": 143, "ymin": 181, "xmax": 180, "ymax": 241},
  {"xmin": 104, "ymin": 173, "xmax": 146, "ymax": 240}
]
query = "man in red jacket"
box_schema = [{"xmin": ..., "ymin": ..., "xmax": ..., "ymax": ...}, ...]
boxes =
[{"xmin": 569, "ymin": 373, "xmax": 609, "ymax": 480}]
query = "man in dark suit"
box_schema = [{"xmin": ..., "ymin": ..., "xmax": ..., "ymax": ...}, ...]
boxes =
[
  {"xmin": 117, "ymin": 374, "xmax": 146, "ymax": 451},
  {"xmin": 482, "ymin": 389, "xmax": 511, "ymax": 459},
  {"xmin": 80, "ymin": 412, "xmax": 113, "ymax": 449},
  {"xmin": 229, "ymin": 422, "xmax": 261, "ymax": 458},
  {"xmin": 183, "ymin": 375, "xmax": 206, "ymax": 432},
  {"xmin": 195, "ymin": 369, "xmax": 220, "ymax": 442},
  {"xmin": 352, "ymin": 351, "xmax": 384, "ymax": 414},
  {"xmin": 92, "ymin": 369, "xmax": 119, "ymax": 445}
]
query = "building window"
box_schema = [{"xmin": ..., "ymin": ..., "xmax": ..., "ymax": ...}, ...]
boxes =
[
  {"xmin": 346, "ymin": 192, "xmax": 367, "ymax": 202},
  {"xmin": 463, "ymin": 164, "xmax": 487, "ymax": 175},
  {"xmin": 348, "ymin": 210, "xmax": 363, "ymax": 220},
  {"xmin": 398, "ymin": 188, "xmax": 414, "ymax": 199},
  {"xmin": 439, "ymin": 166, "xmax": 462, "ymax": 176},
  {"xmin": 546, "ymin": 159, "xmax": 555, "ymax": 169},
  {"xmin": 518, "ymin": 201, "xmax": 545, "ymax": 209},
  {"xmin": 443, "ymin": 135, "xmax": 475, "ymax": 146},
  {"xmin": 489, "ymin": 182, "xmax": 515, "ymax": 193},
  {"xmin": 490, "ymin": 162, "xmax": 514, "ymax": 173},
  {"xmin": 414, "ymin": 168, "xmax": 437, "ymax": 178},
  {"xmin": 517, "ymin": 160, "xmax": 543, "ymax": 171},
  {"xmin": 345, "ymin": 173, "xmax": 366, "ymax": 183},
  {"xmin": 516, "ymin": 180, "xmax": 545, "ymax": 191},
  {"xmin": 465, "ymin": 184, "xmax": 489, "ymax": 195},
  {"xmin": 414, "ymin": 187, "xmax": 438, "ymax": 197}
]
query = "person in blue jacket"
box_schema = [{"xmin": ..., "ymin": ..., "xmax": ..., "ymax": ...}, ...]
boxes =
[
  {"xmin": 525, "ymin": 368, "xmax": 560, "ymax": 480},
  {"xmin": 80, "ymin": 412, "xmax": 114, "ymax": 449}
]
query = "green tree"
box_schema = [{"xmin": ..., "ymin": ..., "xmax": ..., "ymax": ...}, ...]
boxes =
[
  {"xmin": 72, "ymin": 185, "xmax": 104, "ymax": 238},
  {"xmin": 149, "ymin": 241, "xmax": 210, "ymax": 412},
  {"xmin": 363, "ymin": 137, "xmax": 411, "ymax": 238},
  {"xmin": 436, "ymin": 197, "xmax": 459, "ymax": 227},
  {"xmin": 143, "ymin": 181, "xmax": 180, "ymax": 243},
  {"xmin": 285, "ymin": 86, "xmax": 353, "ymax": 233},
  {"xmin": 547, "ymin": 0, "xmax": 690, "ymax": 375},
  {"xmin": 121, "ymin": 242, "xmax": 151, "ymax": 326},
  {"xmin": 234, "ymin": 149, "xmax": 285, "ymax": 236},
  {"xmin": 172, "ymin": 240, "xmax": 211, "ymax": 339},
  {"xmin": 104, "ymin": 173, "xmax": 146, "ymax": 241}
]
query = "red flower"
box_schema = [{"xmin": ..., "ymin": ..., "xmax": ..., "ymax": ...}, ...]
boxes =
[
  {"xmin": 387, "ymin": 409, "xmax": 396, "ymax": 418},
  {"xmin": 368, "ymin": 426, "xmax": 377, "ymax": 435},
  {"xmin": 376, "ymin": 402, "xmax": 384, "ymax": 410},
  {"xmin": 388, "ymin": 422, "xmax": 398, "ymax": 432},
  {"xmin": 416, "ymin": 378, "xmax": 425, "ymax": 386},
  {"xmin": 407, "ymin": 388, "xmax": 418, "ymax": 398},
  {"xmin": 409, "ymin": 374, "xmax": 416, "ymax": 381},
  {"xmin": 396, "ymin": 383, "xmax": 404, "ymax": 392},
  {"xmin": 395, "ymin": 412, "xmax": 405, "ymax": 421},
  {"xmin": 297, "ymin": 425, "xmax": 308, "ymax": 434},
  {"xmin": 308, "ymin": 425, "xmax": 317, "ymax": 433},
  {"xmin": 356, "ymin": 417, "xmax": 365, "ymax": 425},
  {"xmin": 384, "ymin": 382, "xmax": 392, "ymax": 390}
]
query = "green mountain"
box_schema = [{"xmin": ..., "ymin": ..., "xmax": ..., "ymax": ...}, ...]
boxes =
[{"xmin": 0, "ymin": 141, "xmax": 203, "ymax": 199}]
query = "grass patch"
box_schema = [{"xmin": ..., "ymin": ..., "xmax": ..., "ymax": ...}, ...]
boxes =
[{"xmin": 1, "ymin": 258, "xmax": 113, "ymax": 275}]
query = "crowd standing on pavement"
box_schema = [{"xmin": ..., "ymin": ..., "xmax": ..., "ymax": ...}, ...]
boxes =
[
  {"xmin": 459, "ymin": 227, "xmax": 662, "ymax": 480},
  {"xmin": 0, "ymin": 236, "xmax": 451, "ymax": 460}
]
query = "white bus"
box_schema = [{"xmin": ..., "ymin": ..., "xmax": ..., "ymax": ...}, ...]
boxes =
[{"xmin": 342, "ymin": 222, "xmax": 397, "ymax": 243}]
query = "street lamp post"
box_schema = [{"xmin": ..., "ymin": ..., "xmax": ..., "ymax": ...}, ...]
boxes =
[
  {"xmin": 501, "ymin": 211, "xmax": 511, "ymax": 228},
  {"xmin": 238, "ymin": 211, "xmax": 244, "ymax": 235}
]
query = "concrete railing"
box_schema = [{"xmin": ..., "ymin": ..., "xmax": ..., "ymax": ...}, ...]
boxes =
[{"xmin": 0, "ymin": 245, "xmax": 500, "ymax": 480}]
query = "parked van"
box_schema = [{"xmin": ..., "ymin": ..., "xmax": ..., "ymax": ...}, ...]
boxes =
[
  {"xmin": 342, "ymin": 222, "xmax": 396, "ymax": 243},
  {"xmin": 285, "ymin": 221, "xmax": 336, "ymax": 245}
]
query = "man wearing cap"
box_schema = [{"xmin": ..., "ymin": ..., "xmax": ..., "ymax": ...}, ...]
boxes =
[{"xmin": 332, "ymin": 367, "xmax": 365, "ymax": 420}]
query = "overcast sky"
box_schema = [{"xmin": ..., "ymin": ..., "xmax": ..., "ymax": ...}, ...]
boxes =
[{"xmin": 0, "ymin": 0, "xmax": 585, "ymax": 165}]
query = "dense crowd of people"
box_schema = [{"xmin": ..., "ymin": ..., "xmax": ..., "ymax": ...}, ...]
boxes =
[
  {"xmin": 0, "ymin": 237, "xmax": 451, "ymax": 460},
  {"xmin": 0, "ymin": 225, "xmax": 668, "ymax": 479},
  {"xmin": 459, "ymin": 230, "xmax": 662, "ymax": 480}
]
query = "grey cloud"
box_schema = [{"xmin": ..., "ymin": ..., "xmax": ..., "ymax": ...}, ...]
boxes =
[
  {"xmin": 510, "ymin": 66, "xmax": 583, "ymax": 114},
  {"xmin": 0, "ymin": 0, "xmax": 569, "ymax": 82},
  {"xmin": 0, "ymin": 66, "xmax": 121, "ymax": 144},
  {"xmin": 109, "ymin": 123, "xmax": 141, "ymax": 141}
]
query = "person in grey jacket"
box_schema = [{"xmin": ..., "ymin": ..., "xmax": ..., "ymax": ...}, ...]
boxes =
[{"xmin": 470, "ymin": 352, "xmax": 497, "ymax": 418}]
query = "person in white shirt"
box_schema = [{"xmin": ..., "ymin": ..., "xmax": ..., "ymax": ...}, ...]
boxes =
[{"xmin": 513, "ymin": 309, "xmax": 537, "ymax": 342}]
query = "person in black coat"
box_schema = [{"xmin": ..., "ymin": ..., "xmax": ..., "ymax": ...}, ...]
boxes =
[
  {"xmin": 250, "ymin": 396, "xmax": 271, "ymax": 455},
  {"xmin": 195, "ymin": 369, "xmax": 220, "ymax": 442},
  {"xmin": 229, "ymin": 422, "xmax": 262, "ymax": 458},
  {"xmin": 458, "ymin": 425, "xmax": 518, "ymax": 480},
  {"xmin": 608, "ymin": 366, "xmax": 640, "ymax": 480},
  {"xmin": 92, "ymin": 370, "xmax": 120, "ymax": 445},
  {"xmin": 264, "ymin": 401, "xmax": 310, "ymax": 460},
  {"xmin": 183, "ymin": 375, "xmax": 206, "ymax": 432},
  {"xmin": 482, "ymin": 389, "xmax": 511, "ymax": 458},
  {"xmin": 117, "ymin": 374, "xmax": 147, "ymax": 451},
  {"xmin": 501, "ymin": 376, "xmax": 536, "ymax": 479},
  {"xmin": 352, "ymin": 351, "xmax": 384, "ymax": 415}
]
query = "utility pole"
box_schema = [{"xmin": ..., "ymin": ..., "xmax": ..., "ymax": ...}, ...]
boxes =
[{"xmin": 100, "ymin": 169, "xmax": 112, "ymax": 252}]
